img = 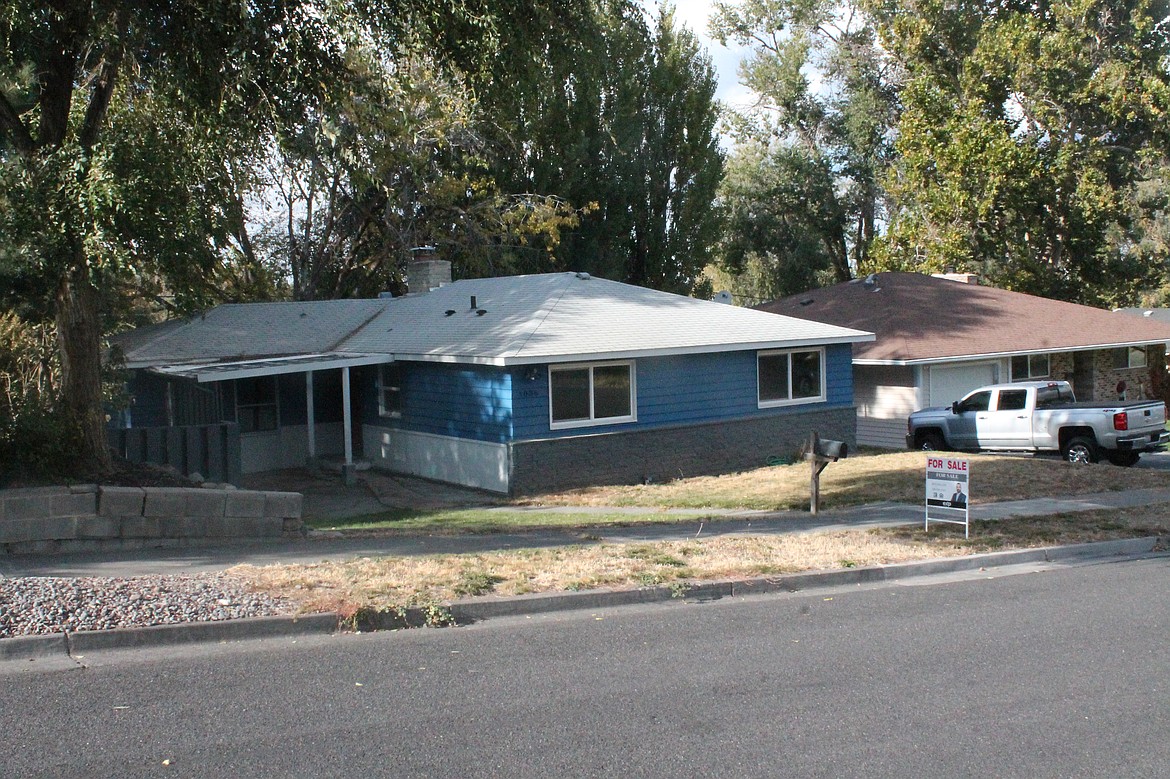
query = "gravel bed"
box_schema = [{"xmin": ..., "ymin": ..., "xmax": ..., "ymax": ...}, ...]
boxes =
[{"xmin": 0, "ymin": 574, "xmax": 294, "ymax": 638}]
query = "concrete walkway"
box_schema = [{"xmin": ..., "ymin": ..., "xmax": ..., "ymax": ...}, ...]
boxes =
[{"xmin": 2, "ymin": 487, "xmax": 1169, "ymax": 579}]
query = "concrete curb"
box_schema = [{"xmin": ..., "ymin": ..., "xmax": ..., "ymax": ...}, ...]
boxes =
[
  {"xmin": 2, "ymin": 536, "xmax": 1163, "ymax": 662},
  {"xmin": 2, "ymin": 613, "xmax": 339, "ymax": 663}
]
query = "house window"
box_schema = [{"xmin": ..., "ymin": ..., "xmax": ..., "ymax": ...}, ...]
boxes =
[
  {"xmin": 758, "ymin": 349, "xmax": 825, "ymax": 407},
  {"xmin": 549, "ymin": 361, "xmax": 635, "ymax": 429},
  {"xmin": 378, "ymin": 364, "xmax": 402, "ymax": 418},
  {"xmin": 1113, "ymin": 347, "xmax": 1147, "ymax": 370},
  {"xmin": 1011, "ymin": 354, "xmax": 1051, "ymax": 380},
  {"xmin": 236, "ymin": 376, "xmax": 278, "ymax": 433}
]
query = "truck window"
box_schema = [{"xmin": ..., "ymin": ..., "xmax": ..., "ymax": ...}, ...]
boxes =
[
  {"xmin": 1035, "ymin": 384, "xmax": 1073, "ymax": 408},
  {"xmin": 997, "ymin": 389, "xmax": 1028, "ymax": 411},
  {"xmin": 957, "ymin": 391, "xmax": 991, "ymax": 413}
]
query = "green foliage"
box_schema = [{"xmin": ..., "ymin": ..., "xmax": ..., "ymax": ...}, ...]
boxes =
[
  {"xmin": 478, "ymin": 1, "xmax": 725, "ymax": 294},
  {"xmin": 0, "ymin": 312, "xmax": 71, "ymax": 483},
  {"xmin": 717, "ymin": 141, "xmax": 849, "ymax": 299},
  {"xmin": 244, "ymin": 49, "xmax": 586, "ymax": 300},
  {"xmin": 867, "ymin": 0, "xmax": 1170, "ymax": 304},
  {"xmin": 712, "ymin": 0, "xmax": 898, "ymax": 293},
  {"xmin": 453, "ymin": 569, "xmax": 505, "ymax": 597}
]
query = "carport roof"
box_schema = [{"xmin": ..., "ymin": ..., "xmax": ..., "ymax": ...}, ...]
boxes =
[{"xmin": 758, "ymin": 273, "xmax": 1170, "ymax": 365}]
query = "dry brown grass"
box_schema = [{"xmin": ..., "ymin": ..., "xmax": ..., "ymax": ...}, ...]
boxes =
[
  {"xmin": 518, "ymin": 451, "xmax": 1170, "ymax": 510},
  {"xmin": 230, "ymin": 503, "xmax": 1170, "ymax": 616}
]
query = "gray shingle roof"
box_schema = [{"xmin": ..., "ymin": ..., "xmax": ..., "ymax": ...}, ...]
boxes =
[
  {"xmin": 114, "ymin": 299, "xmax": 387, "ymax": 368},
  {"xmin": 338, "ymin": 273, "xmax": 871, "ymax": 364},
  {"xmin": 759, "ymin": 273, "xmax": 1170, "ymax": 364},
  {"xmin": 119, "ymin": 273, "xmax": 873, "ymax": 373}
]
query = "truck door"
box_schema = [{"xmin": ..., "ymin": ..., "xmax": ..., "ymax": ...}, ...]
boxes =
[
  {"xmin": 950, "ymin": 389, "xmax": 991, "ymax": 448},
  {"xmin": 976, "ymin": 388, "xmax": 1031, "ymax": 449}
]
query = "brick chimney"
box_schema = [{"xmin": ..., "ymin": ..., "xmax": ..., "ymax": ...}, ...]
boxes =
[{"xmin": 407, "ymin": 246, "xmax": 452, "ymax": 294}]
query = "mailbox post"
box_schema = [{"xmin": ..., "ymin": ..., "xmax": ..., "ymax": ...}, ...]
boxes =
[{"xmin": 807, "ymin": 431, "xmax": 848, "ymax": 515}]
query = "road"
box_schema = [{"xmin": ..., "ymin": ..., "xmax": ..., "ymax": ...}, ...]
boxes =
[{"xmin": 3, "ymin": 556, "xmax": 1169, "ymax": 778}]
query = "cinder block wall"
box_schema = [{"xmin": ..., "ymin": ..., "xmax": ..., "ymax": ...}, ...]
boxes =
[
  {"xmin": 0, "ymin": 485, "xmax": 303, "ymax": 555},
  {"xmin": 508, "ymin": 406, "xmax": 857, "ymax": 495}
]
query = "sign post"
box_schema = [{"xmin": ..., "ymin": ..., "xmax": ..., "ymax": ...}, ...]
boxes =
[{"xmin": 925, "ymin": 456, "xmax": 970, "ymax": 538}]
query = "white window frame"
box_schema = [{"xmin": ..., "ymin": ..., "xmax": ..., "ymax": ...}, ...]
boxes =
[
  {"xmin": 548, "ymin": 360, "xmax": 637, "ymax": 430},
  {"xmin": 757, "ymin": 348, "xmax": 826, "ymax": 408},
  {"xmin": 1011, "ymin": 353, "xmax": 1051, "ymax": 381},
  {"xmin": 377, "ymin": 363, "xmax": 403, "ymax": 419},
  {"xmin": 1113, "ymin": 346, "xmax": 1147, "ymax": 369}
]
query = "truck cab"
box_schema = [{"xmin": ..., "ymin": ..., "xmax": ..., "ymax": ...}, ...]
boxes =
[{"xmin": 907, "ymin": 381, "xmax": 1168, "ymax": 465}]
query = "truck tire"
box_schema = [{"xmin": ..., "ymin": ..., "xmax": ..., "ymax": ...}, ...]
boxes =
[
  {"xmin": 917, "ymin": 431, "xmax": 946, "ymax": 451},
  {"xmin": 1062, "ymin": 436, "xmax": 1099, "ymax": 464},
  {"xmin": 1106, "ymin": 451, "xmax": 1140, "ymax": 467}
]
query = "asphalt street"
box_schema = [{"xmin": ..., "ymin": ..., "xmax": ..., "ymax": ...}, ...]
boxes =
[{"xmin": 3, "ymin": 554, "xmax": 1168, "ymax": 778}]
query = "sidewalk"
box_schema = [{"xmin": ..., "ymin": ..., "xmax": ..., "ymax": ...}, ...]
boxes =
[{"xmin": 3, "ymin": 487, "xmax": 1169, "ymax": 579}]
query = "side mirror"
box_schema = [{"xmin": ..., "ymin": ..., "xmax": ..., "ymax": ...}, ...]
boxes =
[
  {"xmin": 951, "ymin": 401, "xmax": 960, "ymax": 415},
  {"xmin": 814, "ymin": 439, "xmax": 848, "ymax": 462}
]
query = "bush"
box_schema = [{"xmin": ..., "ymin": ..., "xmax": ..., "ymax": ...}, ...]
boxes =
[{"xmin": 0, "ymin": 311, "xmax": 80, "ymax": 485}]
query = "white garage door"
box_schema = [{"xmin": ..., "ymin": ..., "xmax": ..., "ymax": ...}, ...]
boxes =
[{"xmin": 927, "ymin": 362, "xmax": 999, "ymax": 408}]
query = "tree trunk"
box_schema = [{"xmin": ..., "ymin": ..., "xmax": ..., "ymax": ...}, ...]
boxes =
[{"xmin": 56, "ymin": 268, "xmax": 112, "ymax": 476}]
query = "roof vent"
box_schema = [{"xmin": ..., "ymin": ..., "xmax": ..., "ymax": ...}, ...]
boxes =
[
  {"xmin": 575, "ymin": 272, "xmax": 591, "ymax": 280},
  {"xmin": 476, "ymin": 309, "xmax": 487, "ymax": 316}
]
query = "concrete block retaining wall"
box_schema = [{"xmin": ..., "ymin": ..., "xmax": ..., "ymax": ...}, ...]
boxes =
[{"xmin": 0, "ymin": 485, "xmax": 303, "ymax": 555}]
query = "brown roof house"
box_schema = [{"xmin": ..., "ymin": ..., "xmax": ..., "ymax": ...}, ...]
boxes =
[{"xmin": 759, "ymin": 273, "xmax": 1170, "ymax": 448}]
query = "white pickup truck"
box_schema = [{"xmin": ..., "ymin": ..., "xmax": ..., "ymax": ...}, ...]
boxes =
[{"xmin": 906, "ymin": 381, "xmax": 1169, "ymax": 465}]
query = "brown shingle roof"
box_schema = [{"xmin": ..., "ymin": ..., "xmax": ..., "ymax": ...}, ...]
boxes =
[{"xmin": 757, "ymin": 273, "xmax": 1170, "ymax": 364}]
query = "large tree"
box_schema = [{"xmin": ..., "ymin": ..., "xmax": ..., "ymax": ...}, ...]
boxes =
[
  {"xmin": 477, "ymin": 1, "xmax": 725, "ymax": 294},
  {"xmin": 711, "ymin": 0, "xmax": 898, "ymax": 288},
  {"xmin": 0, "ymin": 0, "xmax": 553, "ymax": 474},
  {"xmin": 868, "ymin": 0, "xmax": 1170, "ymax": 304}
]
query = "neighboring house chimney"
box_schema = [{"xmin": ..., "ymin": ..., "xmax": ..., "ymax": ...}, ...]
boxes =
[
  {"xmin": 407, "ymin": 246, "xmax": 452, "ymax": 294},
  {"xmin": 932, "ymin": 272, "xmax": 980, "ymax": 285}
]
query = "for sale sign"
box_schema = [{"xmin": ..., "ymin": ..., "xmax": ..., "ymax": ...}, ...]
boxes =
[{"xmin": 925, "ymin": 456, "xmax": 970, "ymax": 537}]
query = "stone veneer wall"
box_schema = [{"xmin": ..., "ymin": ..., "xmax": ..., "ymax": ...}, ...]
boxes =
[
  {"xmin": 0, "ymin": 485, "xmax": 303, "ymax": 555},
  {"xmin": 508, "ymin": 406, "xmax": 857, "ymax": 496}
]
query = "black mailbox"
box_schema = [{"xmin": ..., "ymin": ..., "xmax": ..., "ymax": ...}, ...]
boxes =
[{"xmin": 815, "ymin": 439, "xmax": 848, "ymax": 462}]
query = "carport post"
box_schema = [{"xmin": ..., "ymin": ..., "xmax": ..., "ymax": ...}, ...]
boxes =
[
  {"xmin": 305, "ymin": 370, "xmax": 316, "ymax": 465},
  {"xmin": 342, "ymin": 366, "xmax": 353, "ymax": 466}
]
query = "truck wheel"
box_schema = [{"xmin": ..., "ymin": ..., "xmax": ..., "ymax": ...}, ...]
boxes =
[
  {"xmin": 917, "ymin": 432, "xmax": 945, "ymax": 451},
  {"xmin": 1062, "ymin": 437, "xmax": 1099, "ymax": 464},
  {"xmin": 1107, "ymin": 451, "xmax": 1140, "ymax": 467}
]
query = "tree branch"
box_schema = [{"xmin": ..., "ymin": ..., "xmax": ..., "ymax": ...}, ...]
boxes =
[
  {"xmin": 79, "ymin": 41, "xmax": 125, "ymax": 152},
  {"xmin": 0, "ymin": 93, "xmax": 35, "ymax": 156}
]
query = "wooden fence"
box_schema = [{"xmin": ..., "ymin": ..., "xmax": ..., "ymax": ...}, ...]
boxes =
[{"xmin": 107, "ymin": 423, "xmax": 241, "ymax": 484}]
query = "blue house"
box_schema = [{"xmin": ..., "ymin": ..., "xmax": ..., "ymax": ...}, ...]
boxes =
[{"xmin": 113, "ymin": 262, "xmax": 873, "ymax": 494}]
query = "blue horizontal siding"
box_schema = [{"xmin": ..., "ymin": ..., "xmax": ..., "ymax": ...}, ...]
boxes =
[
  {"xmin": 375, "ymin": 363, "xmax": 514, "ymax": 443},
  {"xmin": 512, "ymin": 344, "xmax": 855, "ymax": 441}
]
